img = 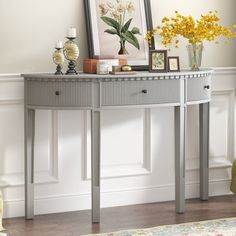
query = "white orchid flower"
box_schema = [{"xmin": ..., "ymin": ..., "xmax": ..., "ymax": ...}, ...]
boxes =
[
  {"xmin": 117, "ymin": 3, "xmax": 126, "ymax": 13},
  {"xmin": 107, "ymin": 1, "xmax": 114, "ymax": 8},
  {"xmin": 99, "ymin": 3, "xmax": 109, "ymax": 16},
  {"xmin": 127, "ymin": 2, "xmax": 135, "ymax": 13},
  {"xmin": 111, "ymin": 10, "xmax": 120, "ymax": 20}
]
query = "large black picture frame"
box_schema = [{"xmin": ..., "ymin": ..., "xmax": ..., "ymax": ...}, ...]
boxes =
[{"xmin": 84, "ymin": 0, "xmax": 155, "ymax": 71}]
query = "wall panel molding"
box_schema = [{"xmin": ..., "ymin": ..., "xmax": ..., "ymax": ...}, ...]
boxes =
[
  {"xmin": 186, "ymin": 89, "xmax": 235, "ymax": 172},
  {"xmin": 210, "ymin": 89, "xmax": 235, "ymax": 167},
  {"xmin": 212, "ymin": 67, "xmax": 236, "ymax": 76},
  {"xmin": 0, "ymin": 99, "xmax": 59, "ymax": 187},
  {"xmin": 83, "ymin": 109, "xmax": 152, "ymax": 180}
]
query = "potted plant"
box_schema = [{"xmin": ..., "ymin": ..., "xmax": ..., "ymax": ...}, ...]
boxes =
[{"xmin": 99, "ymin": 0, "xmax": 141, "ymax": 55}]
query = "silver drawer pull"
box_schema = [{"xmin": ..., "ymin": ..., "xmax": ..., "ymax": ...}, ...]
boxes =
[
  {"xmin": 55, "ymin": 91, "xmax": 60, "ymax": 96},
  {"xmin": 142, "ymin": 89, "xmax": 148, "ymax": 94},
  {"xmin": 204, "ymin": 85, "xmax": 210, "ymax": 90}
]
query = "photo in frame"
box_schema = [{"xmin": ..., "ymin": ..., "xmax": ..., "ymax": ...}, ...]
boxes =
[
  {"xmin": 84, "ymin": 0, "xmax": 154, "ymax": 70},
  {"xmin": 149, "ymin": 50, "xmax": 168, "ymax": 72},
  {"xmin": 168, "ymin": 56, "xmax": 180, "ymax": 72}
]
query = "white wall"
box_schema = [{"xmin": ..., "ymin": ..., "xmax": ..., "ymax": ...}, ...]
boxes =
[
  {"xmin": 0, "ymin": 0, "xmax": 88, "ymax": 73},
  {"xmin": 0, "ymin": 0, "xmax": 236, "ymax": 73}
]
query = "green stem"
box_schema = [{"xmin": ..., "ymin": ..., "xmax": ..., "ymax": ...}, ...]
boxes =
[
  {"xmin": 122, "ymin": 10, "xmax": 126, "ymax": 27},
  {"xmin": 192, "ymin": 42, "xmax": 197, "ymax": 70}
]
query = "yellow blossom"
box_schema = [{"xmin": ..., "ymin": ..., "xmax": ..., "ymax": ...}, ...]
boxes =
[{"xmin": 145, "ymin": 11, "xmax": 236, "ymax": 49}]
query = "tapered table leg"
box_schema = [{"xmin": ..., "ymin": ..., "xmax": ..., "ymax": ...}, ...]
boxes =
[
  {"xmin": 25, "ymin": 108, "xmax": 35, "ymax": 219},
  {"xmin": 91, "ymin": 110, "xmax": 101, "ymax": 223},
  {"xmin": 175, "ymin": 105, "xmax": 186, "ymax": 213},
  {"xmin": 199, "ymin": 102, "xmax": 210, "ymax": 200}
]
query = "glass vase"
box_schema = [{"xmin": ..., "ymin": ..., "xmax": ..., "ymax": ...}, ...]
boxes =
[{"xmin": 187, "ymin": 42, "xmax": 203, "ymax": 71}]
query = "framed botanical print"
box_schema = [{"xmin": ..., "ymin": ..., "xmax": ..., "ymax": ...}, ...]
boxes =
[
  {"xmin": 84, "ymin": 0, "xmax": 154, "ymax": 70},
  {"xmin": 149, "ymin": 50, "xmax": 168, "ymax": 73}
]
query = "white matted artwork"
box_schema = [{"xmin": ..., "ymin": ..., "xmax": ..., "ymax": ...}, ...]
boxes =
[
  {"xmin": 84, "ymin": 0, "xmax": 154, "ymax": 69},
  {"xmin": 168, "ymin": 56, "xmax": 180, "ymax": 72}
]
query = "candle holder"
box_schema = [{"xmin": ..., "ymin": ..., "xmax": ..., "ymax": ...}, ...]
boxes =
[
  {"xmin": 53, "ymin": 48, "xmax": 64, "ymax": 75},
  {"xmin": 63, "ymin": 37, "xmax": 79, "ymax": 75}
]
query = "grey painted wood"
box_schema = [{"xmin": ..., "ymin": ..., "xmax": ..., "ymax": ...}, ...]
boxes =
[
  {"xmin": 174, "ymin": 79, "xmax": 186, "ymax": 213},
  {"xmin": 91, "ymin": 110, "xmax": 101, "ymax": 223},
  {"xmin": 187, "ymin": 76, "xmax": 211, "ymax": 102},
  {"xmin": 199, "ymin": 102, "xmax": 210, "ymax": 200},
  {"xmin": 24, "ymin": 70, "xmax": 213, "ymax": 109},
  {"xmin": 175, "ymin": 106, "xmax": 186, "ymax": 213},
  {"xmin": 22, "ymin": 69, "xmax": 213, "ymax": 80},
  {"xmin": 24, "ymin": 108, "xmax": 35, "ymax": 219},
  {"xmin": 91, "ymin": 81, "xmax": 101, "ymax": 223},
  {"xmin": 27, "ymin": 80, "xmax": 92, "ymax": 107},
  {"xmin": 101, "ymin": 80, "xmax": 181, "ymax": 106},
  {"xmin": 22, "ymin": 70, "xmax": 213, "ymax": 223}
]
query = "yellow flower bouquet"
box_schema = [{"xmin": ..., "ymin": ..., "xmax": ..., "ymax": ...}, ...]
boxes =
[{"xmin": 146, "ymin": 11, "xmax": 236, "ymax": 70}]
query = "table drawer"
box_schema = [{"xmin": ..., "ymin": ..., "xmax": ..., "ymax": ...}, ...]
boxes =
[
  {"xmin": 187, "ymin": 77, "xmax": 211, "ymax": 102},
  {"xmin": 26, "ymin": 81, "xmax": 92, "ymax": 107},
  {"xmin": 101, "ymin": 80, "xmax": 181, "ymax": 106}
]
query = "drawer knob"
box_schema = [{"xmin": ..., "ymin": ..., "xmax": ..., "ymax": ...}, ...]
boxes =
[
  {"xmin": 142, "ymin": 89, "xmax": 148, "ymax": 94},
  {"xmin": 55, "ymin": 91, "xmax": 60, "ymax": 96},
  {"xmin": 204, "ymin": 85, "xmax": 210, "ymax": 90}
]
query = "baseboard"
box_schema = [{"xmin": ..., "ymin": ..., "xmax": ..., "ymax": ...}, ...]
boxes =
[{"xmin": 3, "ymin": 179, "xmax": 231, "ymax": 218}]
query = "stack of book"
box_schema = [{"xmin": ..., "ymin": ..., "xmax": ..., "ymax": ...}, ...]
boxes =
[{"xmin": 83, "ymin": 55, "xmax": 128, "ymax": 74}]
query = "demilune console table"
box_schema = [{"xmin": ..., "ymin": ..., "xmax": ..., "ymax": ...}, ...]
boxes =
[{"xmin": 22, "ymin": 69, "xmax": 213, "ymax": 223}]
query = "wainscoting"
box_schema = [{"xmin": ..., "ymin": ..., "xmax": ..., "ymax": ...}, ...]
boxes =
[{"xmin": 0, "ymin": 68, "xmax": 235, "ymax": 218}]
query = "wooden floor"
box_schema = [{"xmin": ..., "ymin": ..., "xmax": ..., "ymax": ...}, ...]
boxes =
[{"xmin": 3, "ymin": 195, "xmax": 236, "ymax": 236}]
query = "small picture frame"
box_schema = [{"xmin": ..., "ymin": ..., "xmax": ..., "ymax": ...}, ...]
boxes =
[
  {"xmin": 149, "ymin": 50, "xmax": 168, "ymax": 72},
  {"xmin": 168, "ymin": 56, "xmax": 180, "ymax": 72}
]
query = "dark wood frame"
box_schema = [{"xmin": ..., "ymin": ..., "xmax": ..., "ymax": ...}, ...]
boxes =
[
  {"xmin": 84, "ymin": 0, "xmax": 155, "ymax": 71},
  {"xmin": 149, "ymin": 50, "xmax": 168, "ymax": 73},
  {"xmin": 168, "ymin": 56, "xmax": 180, "ymax": 72}
]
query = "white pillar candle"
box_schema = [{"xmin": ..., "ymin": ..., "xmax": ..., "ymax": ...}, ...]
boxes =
[
  {"xmin": 55, "ymin": 40, "xmax": 63, "ymax": 49},
  {"xmin": 67, "ymin": 28, "xmax": 77, "ymax": 38}
]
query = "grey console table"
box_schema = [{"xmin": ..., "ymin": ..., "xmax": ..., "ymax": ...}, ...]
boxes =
[{"xmin": 22, "ymin": 69, "xmax": 213, "ymax": 223}]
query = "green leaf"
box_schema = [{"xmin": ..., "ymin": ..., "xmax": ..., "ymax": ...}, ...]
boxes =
[
  {"xmin": 123, "ymin": 31, "xmax": 140, "ymax": 50},
  {"xmin": 122, "ymin": 18, "xmax": 132, "ymax": 33},
  {"xmin": 101, "ymin": 16, "xmax": 120, "ymax": 31},
  {"xmin": 131, "ymin": 27, "xmax": 141, "ymax": 35},
  {"xmin": 104, "ymin": 29, "xmax": 118, "ymax": 35}
]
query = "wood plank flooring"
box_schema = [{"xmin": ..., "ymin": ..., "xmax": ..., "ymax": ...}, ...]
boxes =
[{"xmin": 3, "ymin": 195, "xmax": 236, "ymax": 236}]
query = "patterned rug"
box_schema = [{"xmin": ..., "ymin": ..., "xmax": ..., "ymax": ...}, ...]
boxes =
[{"xmin": 84, "ymin": 217, "xmax": 236, "ymax": 236}]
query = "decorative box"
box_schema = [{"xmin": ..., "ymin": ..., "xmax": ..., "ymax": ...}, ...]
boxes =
[
  {"xmin": 83, "ymin": 58, "xmax": 128, "ymax": 74},
  {"xmin": 83, "ymin": 59, "xmax": 97, "ymax": 74},
  {"xmin": 119, "ymin": 58, "xmax": 128, "ymax": 66}
]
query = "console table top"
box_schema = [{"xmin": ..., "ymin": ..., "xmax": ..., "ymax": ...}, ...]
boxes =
[{"xmin": 22, "ymin": 69, "xmax": 214, "ymax": 81}]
